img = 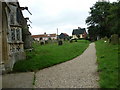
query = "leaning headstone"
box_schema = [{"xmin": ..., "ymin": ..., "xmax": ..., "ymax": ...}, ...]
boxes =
[{"xmin": 110, "ymin": 34, "xmax": 119, "ymax": 45}]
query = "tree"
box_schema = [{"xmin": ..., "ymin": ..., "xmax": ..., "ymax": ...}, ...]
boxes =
[
  {"xmin": 86, "ymin": 1, "xmax": 111, "ymax": 40},
  {"xmin": 88, "ymin": 25, "xmax": 99, "ymax": 41},
  {"xmin": 106, "ymin": 1, "xmax": 120, "ymax": 36},
  {"xmin": 86, "ymin": 1, "xmax": 120, "ymax": 41}
]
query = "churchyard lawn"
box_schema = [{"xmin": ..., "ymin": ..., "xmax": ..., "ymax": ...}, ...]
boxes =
[
  {"xmin": 95, "ymin": 40, "xmax": 119, "ymax": 88},
  {"xmin": 13, "ymin": 40, "xmax": 90, "ymax": 72}
]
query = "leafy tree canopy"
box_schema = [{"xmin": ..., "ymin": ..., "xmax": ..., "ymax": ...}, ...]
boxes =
[{"xmin": 86, "ymin": 1, "xmax": 120, "ymax": 41}]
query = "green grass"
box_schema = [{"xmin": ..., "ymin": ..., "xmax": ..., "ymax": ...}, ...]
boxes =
[
  {"xmin": 13, "ymin": 40, "xmax": 90, "ymax": 72},
  {"xmin": 95, "ymin": 40, "xmax": 119, "ymax": 88}
]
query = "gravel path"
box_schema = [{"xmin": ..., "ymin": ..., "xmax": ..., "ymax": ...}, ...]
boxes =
[{"xmin": 35, "ymin": 43, "xmax": 99, "ymax": 88}]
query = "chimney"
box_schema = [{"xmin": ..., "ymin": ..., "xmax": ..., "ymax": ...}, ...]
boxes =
[
  {"xmin": 78, "ymin": 27, "xmax": 81, "ymax": 29},
  {"xmin": 44, "ymin": 32, "xmax": 46, "ymax": 34}
]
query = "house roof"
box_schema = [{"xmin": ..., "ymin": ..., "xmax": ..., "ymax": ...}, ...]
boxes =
[
  {"xmin": 72, "ymin": 28, "xmax": 86, "ymax": 35},
  {"xmin": 50, "ymin": 34, "xmax": 57, "ymax": 37},
  {"xmin": 32, "ymin": 34, "xmax": 56, "ymax": 38},
  {"xmin": 60, "ymin": 33, "xmax": 69, "ymax": 36},
  {"xmin": 59, "ymin": 33, "xmax": 69, "ymax": 39}
]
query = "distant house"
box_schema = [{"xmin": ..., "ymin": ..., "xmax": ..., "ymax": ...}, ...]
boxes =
[
  {"xmin": 72, "ymin": 27, "xmax": 87, "ymax": 39},
  {"xmin": 32, "ymin": 33, "xmax": 57, "ymax": 41},
  {"xmin": 59, "ymin": 33, "xmax": 69, "ymax": 40}
]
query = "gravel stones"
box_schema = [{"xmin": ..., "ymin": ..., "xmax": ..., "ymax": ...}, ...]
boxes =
[{"xmin": 35, "ymin": 43, "xmax": 99, "ymax": 88}]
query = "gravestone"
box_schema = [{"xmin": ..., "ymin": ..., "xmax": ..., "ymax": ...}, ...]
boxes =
[
  {"xmin": 58, "ymin": 40, "xmax": 63, "ymax": 45},
  {"xmin": 45, "ymin": 40, "xmax": 48, "ymax": 44},
  {"xmin": 75, "ymin": 39, "xmax": 77, "ymax": 42},
  {"xmin": 102, "ymin": 36, "xmax": 108, "ymax": 41},
  {"xmin": 69, "ymin": 39, "xmax": 73, "ymax": 43},
  {"xmin": 110, "ymin": 34, "xmax": 119, "ymax": 45}
]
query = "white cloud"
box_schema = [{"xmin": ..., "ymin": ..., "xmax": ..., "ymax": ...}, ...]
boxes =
[
  {"xmin": 29, "ymin": 25, "xmax": 46, "ymax": 35},
  {"xmin": 19, "ymin": 0, "xmax": 118, "ymax": 36}
]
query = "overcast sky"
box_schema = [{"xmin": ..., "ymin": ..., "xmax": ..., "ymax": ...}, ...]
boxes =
[{"xmin": 19, "ymin": 0, "xmax": 117, "ymax": 36}]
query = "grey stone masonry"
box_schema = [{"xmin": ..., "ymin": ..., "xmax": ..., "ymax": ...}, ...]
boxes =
[{"xmin": 1, "ymin": 1, "xmax": 29, "ymax": 73}]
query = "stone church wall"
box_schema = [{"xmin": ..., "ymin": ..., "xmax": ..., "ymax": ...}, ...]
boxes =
[{"xmin": 0, "ymin": 1, "xmax": 32, "ymax": 73}]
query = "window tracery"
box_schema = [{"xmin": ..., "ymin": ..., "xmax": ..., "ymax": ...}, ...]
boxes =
[
  {"xmin": 16, "ymin": 44, "xmax": 21, "ymax": 51},
  {"xmin": 10, "ymin": 44, "xmax": 15, "ymax": 52},
  {"xmin": 11, "ymin": 28, "xmax": 15, "ymax": 41},
  {"xmin": 16, "ymin": 29, "xmax": 20, "ymax": 41},
  {"xmin": 9, "ymin": 27, "xmax": 23, "ymax": 53}
]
